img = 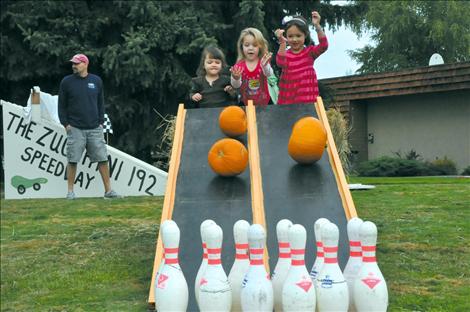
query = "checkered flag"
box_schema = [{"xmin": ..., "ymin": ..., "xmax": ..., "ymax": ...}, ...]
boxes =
[{"xmin": 103, "ymin": 113, "xmax": 113, "ymax": 134}]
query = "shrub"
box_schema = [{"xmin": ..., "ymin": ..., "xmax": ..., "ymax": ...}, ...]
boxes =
[
  {"xmin": 393, "ymin": 149, "xmax": 422, "ymax": 161},
  {"xmin": 461, "ymin": 166, "xmax": 470, "ymax": 176},
  {"xmin": 424, "ymin": 157, "xmax": 458, "ymax": 176},
  {"xmin": 152, "ymin": 110, "xmax": 176, "ymax": 171},
  {"xmin": 357, "ymin": 156, "xmax": 427, "ymax": 177},
  {"xmin": 326, "ymin": 107, "xmax": 352, "ymax": 175},
  {"xmin": 358, "ymin": 155, "xmax": 461, "ymax": 177}
]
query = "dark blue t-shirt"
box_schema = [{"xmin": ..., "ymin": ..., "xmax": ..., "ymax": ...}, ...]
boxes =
[{"xmin": 58, "ymin": 73, "xmax": 105, "ymax": 129}]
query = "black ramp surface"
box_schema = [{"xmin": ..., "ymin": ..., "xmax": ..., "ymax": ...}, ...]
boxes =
[
  {"xmin": 171, "ymin": 107, "xmax": 252, "ymax": 311},
  {"xmin": 256, "ymin": 104, "xmax": 349, "ymax": 271}
]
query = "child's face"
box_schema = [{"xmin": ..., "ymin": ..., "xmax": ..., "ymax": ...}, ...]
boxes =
[
  {"xmin": 242, "ymin": 34, "xmax": 260, "ymax": 61},
  {"xmin": 204, "ymin": 55, "xmax": 222, "ymax": 77},
  {"xmin": 286, "ymin": 25, "xmax": 306, "ymax": 53}
]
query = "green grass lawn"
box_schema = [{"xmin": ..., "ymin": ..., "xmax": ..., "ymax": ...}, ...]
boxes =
[
  {"xmin": 1, "ymin": 177, "xmax": 469, "ymax": 311},
  {"xmin": 1, "ymin": 196, "xmax": 163, "ymax": 311}
]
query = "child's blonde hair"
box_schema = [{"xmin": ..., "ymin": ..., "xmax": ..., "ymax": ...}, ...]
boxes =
[{"xmin": 236, "ymin": 27, "xmax": 269, "ymax": 61}]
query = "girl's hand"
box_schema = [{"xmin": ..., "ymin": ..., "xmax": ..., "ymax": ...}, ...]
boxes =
[
  {"xmin": 224, "ymin": 85, "xmax": 234, "ymax": 94},
  {"xmin": 274, "ymin": 29, "xmax": 287, "ymax": 44},
  {"xmin": 192, "ymin": 93, "xmax": 202, "ymax": 102},
  {"xmin": 261, "ymin": 52, "xmax": 272, "ymax": 67},
  {"xmin": 312, "ymin": 11, "xmax": 321, "ymax": 26},
  {"xmin": 230, "ymin": 65, "xmax": 243, "ymax": 80}
]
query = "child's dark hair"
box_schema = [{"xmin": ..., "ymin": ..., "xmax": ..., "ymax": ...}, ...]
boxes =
[
  {"xmin": 285, "ymin": 15, "xmax": 312, "ymax": 46},
  {"xmin": 196, "ymin": 46, "xmax": 227, "ymax": 77}
]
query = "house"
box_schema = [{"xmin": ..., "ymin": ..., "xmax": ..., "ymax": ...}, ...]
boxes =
[{"xmin": 319, "ymin": 62, "xmax": 470, "ymax": 172}]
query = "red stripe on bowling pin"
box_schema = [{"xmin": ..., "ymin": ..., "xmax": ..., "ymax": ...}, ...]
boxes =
[
  {"xmin": 164, "ymin": 247, "xmax": 179, "ymax": 264},
  {"xmin": 291, "ymin": 259, "xmax": 305, "ymax": 265},
  {"xmin": 249, "ymin": 248, "xmax": 264, "ymax": 265},
  {"xmin": 207, "ymin": 248, "xmax": 222, "ymax": 254},
  {"xmin": 207, "ymin": 247, "xmax": 222, "ymax": 265},
  {"xmin": 235, "ymin": 243, "xmax": 249, "ymax": 259},
  {"xmin": 236, "ymin": 254, "xmax": 249, "ymax": 259},
  {"xmin": 323, "ymin": 246, "xmax": 338, "ymax": 264},
  {"xmin": 291, "ymin": 248, "xmax": 305, "ymax": 266},
  {"xmin": 208, "ymin": 259, "xmax": 222, "ymax": 264},
  {"xmin": 349, "ymin": 240, "xmax": 362, "ymax": 257},
  {"xmin": 316, "ymin": 241, "xmax": 324, "ymax": 257},
  {"xmin": 202, "ymin": 242, "xmax": 208, "ymax": 259},
  {"xmin": 362, "ymin": 245, "xmax": 377, "ymax": 262},
  {"xmin": 278, "ymin": 241, "xmax": 291, "ymax": 258},
  {"xmin": 236, "ymin": 243, "xmax": 249, "ymax": 249}
]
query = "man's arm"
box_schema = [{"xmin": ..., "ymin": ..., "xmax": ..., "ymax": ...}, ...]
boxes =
[
  {"xmin": 98, "ymin": 78, "xmax": 105, "ymax": 125},
  {"xmin": 58, "ymin": 79, "xmax": 68, "ymax": 128}
]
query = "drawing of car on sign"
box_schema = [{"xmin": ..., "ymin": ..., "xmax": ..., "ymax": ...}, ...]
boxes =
[{"xmin": 11, "ymin": 175, "xmax": 48, "ymax": 194}]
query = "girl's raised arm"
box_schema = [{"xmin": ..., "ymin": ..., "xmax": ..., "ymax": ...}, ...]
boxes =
[{"xmin": 275, "ymin": 29, "xmax": 288, "ymax": 67}]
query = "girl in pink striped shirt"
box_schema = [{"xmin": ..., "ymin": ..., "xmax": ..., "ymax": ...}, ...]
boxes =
[{"xmin": 274, "ymin": 11, "xmax": 328, "ymax": 105}]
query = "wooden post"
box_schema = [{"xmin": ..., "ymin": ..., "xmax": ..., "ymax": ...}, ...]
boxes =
[
  {"xmin": 31, "ymin": 87, "xmax": 40, "ymax": 104},
  {"xmin": 148, "ymin": 104, "xmax": 186, "ymax": 309},
  {"xmin": 315, "ymin": 97, "xmax": 358, "ymax": 220},
  {"xmin": 246, "ymin": 100, "xmax": 270, "ymax": 273},
  {"xmin": 31, "ymin": 86, "xmax": 41, "ymax": 121}
]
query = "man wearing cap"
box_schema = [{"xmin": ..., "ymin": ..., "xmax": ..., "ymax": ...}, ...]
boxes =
[{"xmin": 58, "ymin": 53, "xmax": 121, "ymax": 199}]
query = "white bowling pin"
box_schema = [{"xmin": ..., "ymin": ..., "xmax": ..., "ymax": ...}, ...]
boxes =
[
  {"xmin": 272, "ymin": 219, "xmax": 293, "ymax": 312},
  {"xmin": 241, "ymin": 224, "xmax": 273, "ymax": 312},
  {"xmin": 154, "ymin": 220, "xmax": 169, "ymax": 308},
  {"xmin": 154, "ymin": 220, "xmax": 188, "ymax": 312},
  {"xmin": 228, "ymin": 220, "xmax": 251, "ymax": 312},
  {"xmin": 195, "ymin": 219, "xmax": 216, "ymax": 306},
  {"xmin": 310, "ymin": 218, "xmax": 330, "ymax": 281},
  {"xmin": 353, "ymin": 221, "xmax": 388, "ymax": 312},
  {"xmin": 343, "ymin": 217, "xmax": 364, "ymax": 312},
  {"xmin": 198, "ymin": 224, "xmax": 232, "ymax": 311},
  {"xmin": 282, "ymin": 224, "xmax": 316, "ymax": 312},
  {"xmin": 316, "ymin": 222, "xmax": 349, "ymax": 312}
]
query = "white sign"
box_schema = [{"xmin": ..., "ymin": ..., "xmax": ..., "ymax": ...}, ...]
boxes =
[{"xmin": 2, "ymin": 98, "xmax": 167, "ymax": 199}]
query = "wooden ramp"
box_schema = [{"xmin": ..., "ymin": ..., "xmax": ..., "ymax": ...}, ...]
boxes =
[{"xmin": 148, "ymin": 98, "xmax": 357, "ymax": 311}]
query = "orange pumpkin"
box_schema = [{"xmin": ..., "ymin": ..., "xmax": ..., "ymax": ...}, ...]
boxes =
[
  {"xmin": 219, "ymin": 106, "xmax": 247, "ymax": 137},
  {"xmin": 208, "ymin": 138, "xmax": 249, "ymax": 176},
  {"xmin": 288, "ymin": 116, "xmax": 327, "ymax": 164}
]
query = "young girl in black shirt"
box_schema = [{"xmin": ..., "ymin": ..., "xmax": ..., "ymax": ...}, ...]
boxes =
[{"xmin": 189, "ymin": 46, "xmax": 237, "ymax": 108}]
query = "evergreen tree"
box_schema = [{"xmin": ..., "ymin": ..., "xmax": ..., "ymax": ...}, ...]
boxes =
[
  {"xmin": 1, "ymin": 0, "xmax": 361, "ymax": 162},
  {"xmin": 1, "ymin": 0, "xmax": 229, "ymax": 160},
  {"xmin": 235, "ymin": 0, "xmax": 267, "ymax": 35}
]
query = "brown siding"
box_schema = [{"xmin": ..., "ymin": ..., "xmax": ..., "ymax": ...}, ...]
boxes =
[
  {"xmin": 321, "ymin": 62, "xmax": 470, "ymax": 103},
  {"xmin": 319, "ymin": 62, "xmax": 470, "ymax": 171}
]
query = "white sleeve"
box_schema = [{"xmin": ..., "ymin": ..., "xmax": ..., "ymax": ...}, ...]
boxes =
[
  {"xmin": 262, "ymin": 63, "xmax": 274, "ymax": 77},
  {"xmin": 231, "ymin": 75, "xmax": 242, "ymax": 89}
]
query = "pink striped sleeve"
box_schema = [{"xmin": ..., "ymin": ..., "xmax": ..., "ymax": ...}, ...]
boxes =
[
  {"xmin": 276, "ymin": 52, "xmax": 287, "ymax": 68},
  {"xmin": 309, "ymin": 35, "xmax": 328, "ymax": 59}
]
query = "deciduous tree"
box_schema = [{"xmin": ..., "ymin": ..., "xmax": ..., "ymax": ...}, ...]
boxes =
[{"xmin": 349, "ymin": 0, "xmax": 470, "ymax": 73}]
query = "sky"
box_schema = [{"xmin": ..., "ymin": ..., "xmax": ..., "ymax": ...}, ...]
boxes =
[
  {"xmin": 313, "ymin": 0, "xmax": 373, "ymax": 79},
  {"xmin": 315, "ymin": 25, "xmax": 372, "ymax": 79}
]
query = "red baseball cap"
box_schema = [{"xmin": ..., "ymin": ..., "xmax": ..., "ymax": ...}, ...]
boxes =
[{"xmin": 69, "ymin": 54, "xmax": 89, "ymax": 65}]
